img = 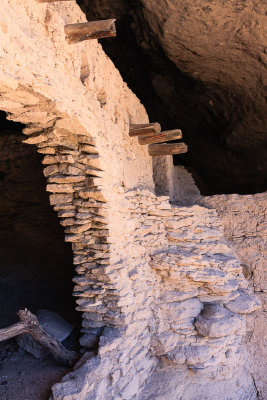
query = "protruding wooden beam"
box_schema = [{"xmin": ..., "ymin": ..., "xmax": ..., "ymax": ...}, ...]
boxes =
[
  {"xmin": 65, "ymin": 20, "xmax": 116, "ymax": 44},
  {"xmin": 138, "ymin": 129, "xmax": 182, "ymax": 145},
  {"xmin": 148, "ymin": 142, "xmax": 188, "ymax": 156},
  {"xmin": 129, "ymin": 122, "xmax": 161, "ymax": 137}
]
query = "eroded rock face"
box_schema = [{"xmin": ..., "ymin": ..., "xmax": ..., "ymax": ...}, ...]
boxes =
[
  {"xmin": 79, "ymin": 0, "xmax": 267, "ymax": 194},
  {"xmin": 200, "ymin": 193, "xmax": 267, "ymax": 398}
]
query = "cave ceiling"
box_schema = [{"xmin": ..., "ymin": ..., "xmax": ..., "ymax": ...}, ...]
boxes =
[{"xmin": 78, "ymin": 0, "xmax": 267, "ymax": 194}]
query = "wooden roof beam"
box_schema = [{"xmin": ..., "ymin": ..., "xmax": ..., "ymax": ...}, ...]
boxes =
[
  {"xmin": 65, "ymin": 20, "xmax": 116, "ymax": 44},
  {"xmin": 129, "ymin": 123, "xmax": 161, "ymax": 137},
  {"xmin": 148, "ymin": 143, "xmax": 188, "ymax": 156},
  {"xmin": 138, "ymin": 129, "xmax": 182, "ymax": 145}
]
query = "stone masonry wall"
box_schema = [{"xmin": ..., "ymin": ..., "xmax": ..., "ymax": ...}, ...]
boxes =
[
  {"xmin": 153, "ymin": 158, "xmax": 266, "ymax": 398},
  {"xmin": 0, "ymin": 1, "xmax": 263, "ymax": 399},
  {"xmin": 52, "ymin": 189, "xmax": 260, "ymax": 399}
]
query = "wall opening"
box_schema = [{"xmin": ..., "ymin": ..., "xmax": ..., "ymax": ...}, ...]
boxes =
[
  {"xmin": 0, "ymin": 111, "xmax": 80, "ymax": 399},
  {"xmin": 0, "ymin": 111, "xmax": 79, "ymax": 328}
]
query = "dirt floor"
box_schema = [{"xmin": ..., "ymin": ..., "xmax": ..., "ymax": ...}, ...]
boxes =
[{"xmin": 0, "ymin": 340, "xmax": 69, "ymax": 400}]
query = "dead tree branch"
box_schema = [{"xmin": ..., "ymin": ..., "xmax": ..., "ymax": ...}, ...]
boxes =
[{"xmin": 0, "ymin": 309, "xmax": 79, "ymax": 366}]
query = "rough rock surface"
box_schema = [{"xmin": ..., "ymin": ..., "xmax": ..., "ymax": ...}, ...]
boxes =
[
  {"xmin": 154, "ymin": 160, "xmax": 267, "ymax": 398},
  {"xmin": 200, "ymin": 193, "xmax": 267, "ymax": 399},
  {"xmin": 80, "ymin": 0, "xmax": 267, "ymax": 194},
  {"xmin": 0, "ymin": 1, "xmax": 265, "ymax": 400}
]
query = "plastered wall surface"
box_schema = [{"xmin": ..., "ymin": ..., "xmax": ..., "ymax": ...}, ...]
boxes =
[
  {"xmin": 0, "ymin": 1, "xmax": 265, "ymax": 399},
  {"xmin": 153, "ymin": 157, "xmax": 200, "ymax": 205}
]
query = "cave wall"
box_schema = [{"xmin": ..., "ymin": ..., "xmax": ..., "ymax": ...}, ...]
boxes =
[
  {"xmin": 0, "ymin": 1, "xmax": 265, "ymax": 400},
  {"xmin": 79, "ymin": 0, "xmax": 267, "ymax": 195},
  {"xmin": 200, "ymin": 193, "xmax": 267, "ymax": 398}
]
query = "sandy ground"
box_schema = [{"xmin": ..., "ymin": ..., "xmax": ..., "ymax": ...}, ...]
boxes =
[{"xmin": 0, "ymin": 340, "xmax": 69, "ymax": 400}]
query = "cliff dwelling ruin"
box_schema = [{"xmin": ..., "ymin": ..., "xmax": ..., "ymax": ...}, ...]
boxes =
[{"xmin": 0, "ymin": 1, "xmax": 266, "ymax": 400}]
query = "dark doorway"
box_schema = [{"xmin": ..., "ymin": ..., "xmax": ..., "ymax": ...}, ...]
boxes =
[{"xmin": 0, "ymin": 111, "xmax": 78, "ymax": 328}]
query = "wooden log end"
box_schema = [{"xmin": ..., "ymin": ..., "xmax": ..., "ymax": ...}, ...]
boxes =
[
  {"xmin": 129, "ymin": 122, "xmax": 161, "ymax": 137},
  {"xmin": 148, "ymin": 142, "xmax": 188, "ymax": 156},
  {"xmin": 138, "ymin": 129, "xmax": 182, "ymax": 145},
  {"xmin": 65, "ymin": 20, "xmax": 116, "ymax": 44}
]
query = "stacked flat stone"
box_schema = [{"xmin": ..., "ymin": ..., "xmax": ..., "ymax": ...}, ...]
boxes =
[
  {"xmin": 35, "ymin": 129, "xmax": 113, "ymax": 333},
  {"xmin": 122, "ymin": 191, "xmax": 260, "ymax": 379}
]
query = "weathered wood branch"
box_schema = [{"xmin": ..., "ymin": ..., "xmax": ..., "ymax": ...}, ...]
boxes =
[
  {"xmin": 65, "ymin": 20, "xmax": 116, "ymax": 44},
  {"xmin": 0, "ymin": 309, "xmax": 79, "ymax": 366},
  {"xmin": 148, "ymin": 142, "xmax": 188, "ymax": 156},
  {"xmin": 138, "ymin": 129, "xmax": 182, "ymax": 145},
  {"xmin": 129, "ymin": 122, "xmax": 161, "ymax": 137}
]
